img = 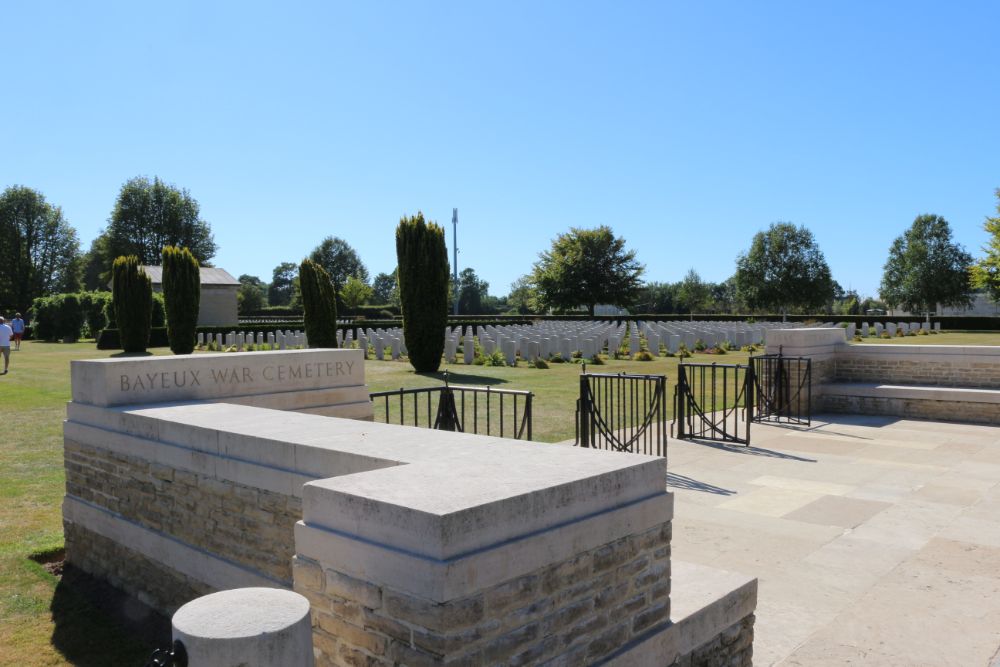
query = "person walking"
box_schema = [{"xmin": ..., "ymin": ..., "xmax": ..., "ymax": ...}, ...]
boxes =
[
  {"xmin": 10, "ymin": 313, "xmax": 24, "ymax": 351},
  {"xmin": 0, "ymin": 317, "xmax": 12, "ymax": 374}
]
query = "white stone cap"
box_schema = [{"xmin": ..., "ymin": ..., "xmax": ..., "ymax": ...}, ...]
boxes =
[
  {"xmin": 765, "ymin": 327, "xmax": 846, "ymax": 358},
  {"xmin": 172, "ymin": 587, "xmax": 310, "ymax": 639},
  {"xmin": 172, "ymin": 588, "xmax": 313, "ymax": 667}
]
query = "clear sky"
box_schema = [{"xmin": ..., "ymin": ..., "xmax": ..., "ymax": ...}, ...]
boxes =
[{"xmin": 3, "ymin": 1, "xmax": 999, "ymax": 300}]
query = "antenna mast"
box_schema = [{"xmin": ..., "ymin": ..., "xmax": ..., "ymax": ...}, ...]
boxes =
[{"xmin": 452, "ymin": 208, "xmax": 459, "ymax": 315}]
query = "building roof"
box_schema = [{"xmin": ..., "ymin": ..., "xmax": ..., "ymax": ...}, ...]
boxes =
[{"xmin": 140, "ymin": 266, "xmax": 240, "ymax": 286}]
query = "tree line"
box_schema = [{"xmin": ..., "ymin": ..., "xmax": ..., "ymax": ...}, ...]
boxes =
[{"xmin": 4, "ymin": 177, "xmax": 1000, "ymax": 319}]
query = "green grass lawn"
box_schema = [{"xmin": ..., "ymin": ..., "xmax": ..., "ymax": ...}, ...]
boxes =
[{"xmin": 1, "ymin": 332, "xmax": 997, "ymax": 664}]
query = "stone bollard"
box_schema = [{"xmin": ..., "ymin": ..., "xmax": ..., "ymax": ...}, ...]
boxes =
[{"xmin": 171, "ymin": 588, "xmax": 313, "ymax": 667}]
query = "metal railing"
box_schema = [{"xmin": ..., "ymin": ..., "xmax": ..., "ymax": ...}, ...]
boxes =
[
  {"xmin": 369, "ymin": 373, "xmax": 533, "ymax": 440},
  {"xmin": 751, "ymin": 351, "xmax": 812, "ymax": 426},
  {"xmin": 576, "ymin": 368, "xmax": 667, "ymax": 456},
  {"xmin": 674, "ymin": 362, "xmax": 752, "ymax": 445}
]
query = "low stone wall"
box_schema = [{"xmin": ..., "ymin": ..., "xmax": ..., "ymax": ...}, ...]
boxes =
[
  {"xmin": 64, "ymin": 350, "xmax": 758, "ymax": 665},
  {"xmin": 64, "ymin": 437, "xmax": 301, "ymax": 587},
  {"xmin": 833, "ymin": 344, "xmax": 1000, "ymax": 388},
  {"xmin": 295, "ymin": 522, "xmax": 672, "ymax": 665},
  {"xmin": 672, "ymin": 615, "xmax": 754, "ymax": 667},
  {"xmin": 765, "ymin": 328, "xmax": 1000, "ymax": 424}
]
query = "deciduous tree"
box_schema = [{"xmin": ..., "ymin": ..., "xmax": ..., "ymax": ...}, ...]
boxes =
[
  {"xmin": 880, "ymin": 214, "xmax": 973, "ymax": 316},
  {"xmin": 268, "ymin": 262, "xmax": 298, "ymax": 306},
  {"xmin": 107, "ymin": 176, "xmax": 216, "ymax": 267},
  {"xmin": 237, "ymin": 274, "xmax": 267, "ymax": 313},
  {"xmin": 677, "ymin": 269, "xmax": 711, "ymax": 314},
  {"xmin": 340, "ymin": 275, "xmax": 373, "ymax": 310},
  {"xmin": 531, "ymin": 226, "xmax": 644, "ymax": 316},
  {"xmin": 371, "ymin": 270, "xmax": 399, "ymax": 306},
  {"xmin": 735, "ymin": 223, "xmax": 834, "ymax": 316},
  {"xmin": 0, "ymin": 186, "xmax": 81, "ymax": 313},
  {"xmin": 457, "ymin": 268, "xmax": 490, "ymax": 315},
  {"xmin": 308, "ymin": 237, "xmax": 369, "ymax": 297},
  {"xmin": 971, "ymin": 189, "xmax": 1000, "ymax": 303}
]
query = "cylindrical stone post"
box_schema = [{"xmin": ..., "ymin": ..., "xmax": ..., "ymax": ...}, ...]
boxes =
[{"xmin": 172, "ymin": 588, "xmax": 313, "ymax": 667}]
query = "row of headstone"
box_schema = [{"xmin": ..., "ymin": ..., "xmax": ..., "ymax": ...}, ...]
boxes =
[
  {"xmin": 355, "ymin": 319, "xmax": 798, "ymax": 364},
  {"xmin": 855, "ymin": 321, "xmax": 940, "ymax": 337},
  {"xmin": 197, "ymin": 330, "xmax": 306, "ymax": 350}
]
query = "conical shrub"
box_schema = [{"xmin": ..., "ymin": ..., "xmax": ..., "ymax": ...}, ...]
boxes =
[
  {"xmin": 162, "ymin": 246, "xmax": 201, "ymax": 355},
  {"xmin": 396, "ymin": 212, "xmax": 448, "ymax": 372},
  {"xmin": 299, "ymin": 258, "xmax": 338, "ymax": 348},
  {"xmin": 112, "ymin": 255, "xmax": 153, "ymax": 353}
]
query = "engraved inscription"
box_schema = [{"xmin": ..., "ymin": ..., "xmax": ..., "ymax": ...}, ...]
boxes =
[{"xmin": 118, "ymin": 360, "xmax": 355, "ymax": 393}]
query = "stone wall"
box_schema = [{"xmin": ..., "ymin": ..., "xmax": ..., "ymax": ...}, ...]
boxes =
[
  {"xmin": 294, "ymin": 522, "xmax": 671, "ymax": 666},
  {"xmin": 823, "ymin": 393, "xmax": 1000, "ymax": 424},
  {"xmin": 833, "ymin": 348, "xmax": 1000, "ymax": 388},
  {"xmin": 670, "ymin": 615, "xmax": 754, "ymax": 667},
  {"xmin": 766, "ymin": 328, "xmax": 1000, "ymax": 423},
  {"xmin": 64, "ymin": 351, "xmax": 758, "ymax": 665},
  {"xmin": 63, "ymin": 522, "xmax": 210, "ymax": 613},
  {"xmin": 64, "ymin": 438, "xmax": 301, "ymax": 589}
]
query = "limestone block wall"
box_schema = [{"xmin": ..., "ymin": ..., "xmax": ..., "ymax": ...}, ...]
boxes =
[
  {"xmin": 64, "ymin": 437, "xmax": 301, "ymax": 611},
  {"xmin": 294, "ymin": 522, "xmax": 672, "ymax": 666},
  {"xmin": 63, "ymin": 350, "xmax": 375, "ymax": 613},
  {"xmin": 64, "ymin": 350, "xmax": 758, "ymax": 666},
  {"xmin": 766, "ymin": 328, "xmax": 1000, "ymax": 422},
  {"xmin": 673, "ymin": 615, "xmax": 754, "ymax": 667},
  {"xmin": 832, "ymin": 345, "xmax": 1000, "ymax": 388}
]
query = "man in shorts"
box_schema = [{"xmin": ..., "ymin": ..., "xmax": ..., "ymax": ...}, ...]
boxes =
[
  {"xmin": 0, "ymin": 317, "xmax": 11, "ymax": 374},
  {"xmin": 10, "ymin": 313, "xmax": 24, "ymax": 350}
]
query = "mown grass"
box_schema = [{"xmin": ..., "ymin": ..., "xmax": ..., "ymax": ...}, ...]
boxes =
[{"xmin": 2, "ymin": 331, "xmax": 997, "ymax": 664}]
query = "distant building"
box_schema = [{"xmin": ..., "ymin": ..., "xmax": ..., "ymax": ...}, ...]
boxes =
[
  {"xmin": 112, "ymin": 266, "xmax": 240, "ymax": 326},
  {"xmin": 937, "ymin": 291, "xmax": 1000, "ymax": 317}
]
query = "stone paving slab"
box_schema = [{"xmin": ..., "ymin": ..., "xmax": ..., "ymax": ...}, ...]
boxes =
[{"xmin": 668, "ymin": 413, "xmax": 1000, "ymax": 666}]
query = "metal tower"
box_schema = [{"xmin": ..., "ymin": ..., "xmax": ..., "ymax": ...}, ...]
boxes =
[{"xmin": 452, "ymin": 208, "xmax": 459, "ymax": 315}]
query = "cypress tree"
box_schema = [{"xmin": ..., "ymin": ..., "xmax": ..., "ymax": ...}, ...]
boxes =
[
  {"xmin": 299, "ymin": 258, "xmax": 339, "ymax": 348},
  {"xmin": 396, "ymin": 212, "xmax": 448, "ymax": 372},
  {"xmin": 162, "ymin": 245, "xmax": 201, "ymax": 354},
  {"xmin": 111, "ymin": 255, "xmax": 153, "ymax": 353}
]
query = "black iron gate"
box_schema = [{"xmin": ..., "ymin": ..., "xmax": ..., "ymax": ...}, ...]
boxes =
[
  {"xmin": 751, "ymin": 352, "xmax": 812, "ymax": 426},
  {"xmin": 673, "ymin": 353, "xmax": 813, "ymax": 445},
  {"xmin": 674, "ymin": 362, "xmax": 753, "ymax": 445},
  {"xmin": 576, "ymin": 370, "xmax": 667, "ymax": 456},
  {"xmin": 370, "ymin": 374, "xmax": 533, "ymax": 440}
]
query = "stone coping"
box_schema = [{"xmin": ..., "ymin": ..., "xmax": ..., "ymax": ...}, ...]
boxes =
[
  {"xmin": 295, "ymin": 493, "xmax": 673, "ymax": 601},
  {"xmin": 822, "ymin": 382, "xmax": 1000, "ymax": 404},
  {"xmin": 67, "ymin": 401, "xmax": 669, "ymax": 570},
  {"xmin": 602, "ymin": 561, "xmax": 757, "ymax": 666}
]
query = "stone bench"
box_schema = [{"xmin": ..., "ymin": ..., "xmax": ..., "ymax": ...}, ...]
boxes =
[{"xmin": 821, "ymin": 382, "xmax": 1000, "ymax": 425}]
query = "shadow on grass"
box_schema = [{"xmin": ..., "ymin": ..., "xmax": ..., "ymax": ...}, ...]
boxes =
[
  {"xmin": 49, "ymin": 563, "xmax": 169, "ymax": 666},
  {"xmin": 110, "ymin": 351, "xmax": 154, "ymax": 358},
  {"xmin": 681, "ymin": 437, "xmax": 818, "ymax": 462},
  {"xmin": 415, "ymin": 370, "xmax": 509, "ymax": 386},
  {"xmin": 667, "ymin": 472, "xmax": 737, "ymax": 495}
]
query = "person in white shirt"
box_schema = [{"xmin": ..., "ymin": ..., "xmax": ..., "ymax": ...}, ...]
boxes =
[{"xmin": 0, "ymin": 316, "xmax": 11, "ymax": 374}]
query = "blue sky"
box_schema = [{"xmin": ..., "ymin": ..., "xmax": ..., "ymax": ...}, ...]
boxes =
[{"xmin": 3, "ymin": 2, "xmax": 999, "ymax": 300}]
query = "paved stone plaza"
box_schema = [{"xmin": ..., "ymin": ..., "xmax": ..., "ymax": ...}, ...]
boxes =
[{"xmin": 666, "ymin": 414, "xmax": 1000, "ymax": 666}]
